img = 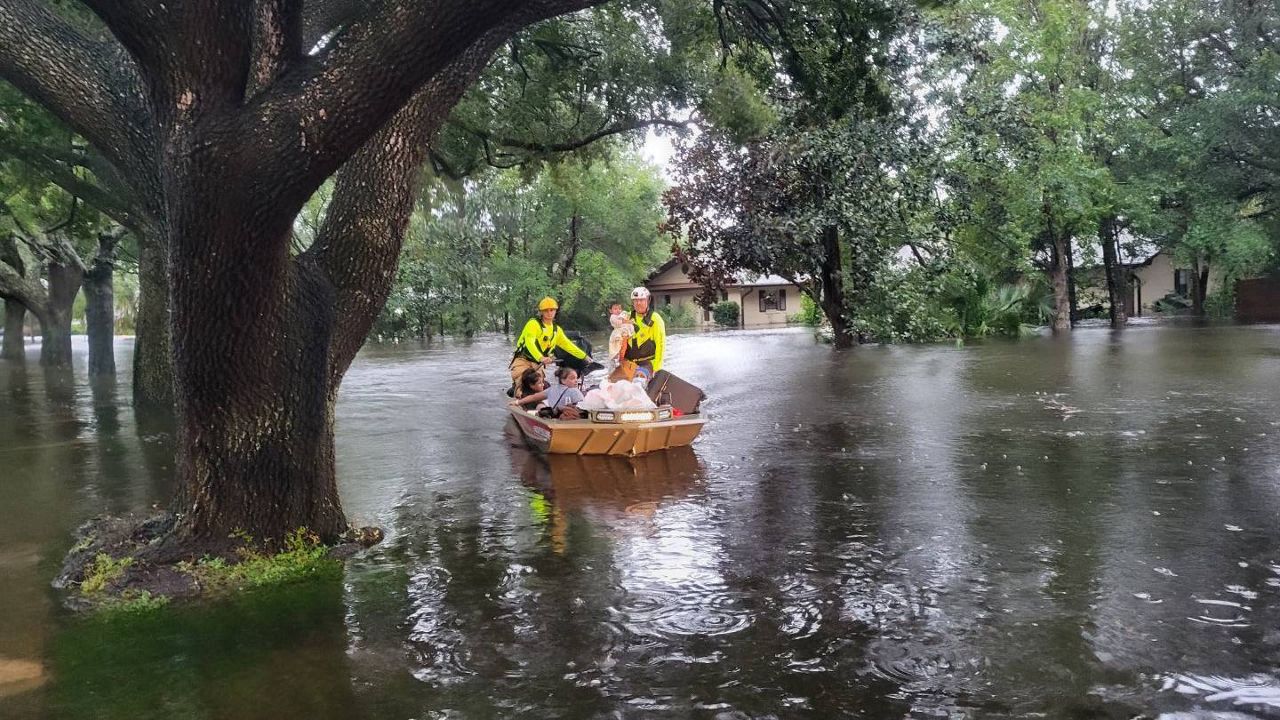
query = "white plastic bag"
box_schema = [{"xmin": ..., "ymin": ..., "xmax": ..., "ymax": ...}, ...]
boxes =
[{"xmin": 578, "ymin": 380, "xmax": 656, "ymax": 411}]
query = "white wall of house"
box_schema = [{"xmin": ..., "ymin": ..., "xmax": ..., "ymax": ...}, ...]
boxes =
[
  {"xmin": 737, "ymin": 286, "xmax": 793, "ymax": 327},
  {"xmin": 1130, "ymin": 251, "xmax": 1218, "ymax": 314}
]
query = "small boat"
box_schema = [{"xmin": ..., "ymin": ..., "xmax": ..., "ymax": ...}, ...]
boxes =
[{"xmin": 507, "ymin": 404, "xmax": 707, "ymax": 456}]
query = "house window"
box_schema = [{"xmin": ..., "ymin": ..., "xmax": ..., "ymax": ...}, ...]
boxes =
[
  {"xmin": 703, "ymin": 307, "xmax": 711, "ymax": 322},
  {"xmin": 759, "ymin": 288, "xmax": 786, "ymax": 313},
  {"xmin": 721, "ymin": 290, "xmax": 729, "ymax": 302},
  {"xmin": 1174, "ymin": 269, "xmax": 1190, "ymax": 296},
  {"xmin": 664, "ymin": 294, "xmax": 672, "ymax": 306}
]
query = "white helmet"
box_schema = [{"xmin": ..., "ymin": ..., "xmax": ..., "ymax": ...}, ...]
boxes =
[{"xmin": 631, "ymin": 286, "xmax": 651, "ymax": 300}]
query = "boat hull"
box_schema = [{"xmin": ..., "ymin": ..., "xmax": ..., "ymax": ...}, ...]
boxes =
[{"xmin": 507, "ymin": 407, "xmax": 706, "ymax": 456}]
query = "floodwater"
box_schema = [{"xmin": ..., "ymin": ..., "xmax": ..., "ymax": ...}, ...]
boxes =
[{"xmin": 2, "ymin": 323, "xmax": 1280, "ymax": 719}]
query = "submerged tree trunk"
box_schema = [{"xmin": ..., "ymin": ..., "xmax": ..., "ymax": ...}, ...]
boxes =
[
  {"xmin": 1, "ymin": 236, "xmax": 27, "ymax": 361},
  {"xmin": 1099, "ymin": 215, "xmax": 1127, "ymax": 328},
  {"xmin": 1049, "ymin": 232, "xmax": 1072, "ymax": 333},
  {"xmin": 133, "ymin": 231, "xmax": 175, "ymax": 407},
  {"xmin": 819, "ymin": 225, "xmax": 853, "ymax": 349},
  {"xmin": 84, "ymin": 234, "xmax": 119, "ymax": 375},
  {"xmin": 1067, "ymin": 243, "xmax": 1079, "ymax": 322},
  {"xmin": 1191, "ymin": 259, "xmax": 1209, "ymax": 317},
  {"xmin": 40, "ymin": 258, "xmax": 81, "ymax": 367},
  {"xmin": 3, "ymin": 299, "xmax": 25, "ymax": 361}
]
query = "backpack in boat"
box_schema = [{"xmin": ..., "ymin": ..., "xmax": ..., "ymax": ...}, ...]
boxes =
[{"xmin": 645, "ymin": 370, "xmax": 705, "ymax": 415}]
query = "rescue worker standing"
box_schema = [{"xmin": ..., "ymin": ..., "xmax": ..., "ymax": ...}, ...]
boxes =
[
  {"xmin": 624, "ymin": 286, "xmax": 666, "ymax": 379},
  {"xmin": 510, "ymin": 297, "xmax": 589, "ymax": 386}
]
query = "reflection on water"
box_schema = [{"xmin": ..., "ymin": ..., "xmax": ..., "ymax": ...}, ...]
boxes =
[{"xmin": 2, "ymin": 326, "xmax": 1280, "ymax": 718}]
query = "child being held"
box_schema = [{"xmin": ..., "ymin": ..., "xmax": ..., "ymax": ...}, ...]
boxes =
[{"xmin": 607, "ymin": 302, "xmax": 634, "ymax": 369}]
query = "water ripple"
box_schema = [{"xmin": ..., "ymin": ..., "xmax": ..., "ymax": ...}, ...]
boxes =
[{"xmin": 613, "ymin": 581, "xmax": 755, "ymax": 638}]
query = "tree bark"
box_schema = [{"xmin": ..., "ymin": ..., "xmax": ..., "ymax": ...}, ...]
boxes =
[
  {"xmin": 39, "ymin": 256, "xmax": 81, "ymax": 367},
  {"xmin": 84, "ymin": 234, "xmax": 118, "ymax": 375},
  {"xmin": 1099, "ymin": 214, "xmax": 1127, "ymax": 328},
  {"xmin": 1, "ymin": 236, "xmax": 27, "ymax": 361},
  {"xmin": 1049, "ymin": 232, "xmax": 1072, "ymax": 333},
  {"xmin": 1066, "ymin": 241, "xmax": 1079, "ymax": 322},
  {"xmin": 1191, "ymin": 258, "xmax": 1208, "ymax": 317},
  {"xmin": 819, "ymin": 225, "xmax": 853, "ymax": 349},
  {"xmin": 132, "ymin": 230, "xmax": 174, "ymax": 407},
  {"xmin": 3, "ymin": 299, "xmax": 25, "ymax": 361}
]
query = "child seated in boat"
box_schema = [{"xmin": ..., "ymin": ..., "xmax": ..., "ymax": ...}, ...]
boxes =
[
  {"xmin": 511, "ymin": 367, "xmax": 548, "ymax": 408},
  {"xmin": 607, "ymin": 302, "xmax": 633, "ymax": 369},
  {"xmin": 537, "ymin": 366, "xmax": 585, "ymax": 418}
]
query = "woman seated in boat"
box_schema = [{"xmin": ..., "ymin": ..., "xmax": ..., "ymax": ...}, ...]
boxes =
[
  {"xmin": 539, "ymin": 367, "xmax": 585, "ymax": 414},
  {"xmin": 511, "ymin": 367, "xmax": 549, "ymax": 408}
]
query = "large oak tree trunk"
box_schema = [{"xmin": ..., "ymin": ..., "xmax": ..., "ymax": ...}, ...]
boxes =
[
  {"xmin": 819, "ymin": 225, "xmax": 853, "ymax": 349},
  {"xmin": 84, "ymin": 239, "xmax": 116, "ymax": 376},
  {"xmin": 1099, "ymin": 214, "xmax": 1126, "ymax": 328},
  {"xmin": 133, "ymin": 231, "xmax": 175, "ymax": 407},
  {"xmin": 3, "ymin": 299, "xmax": 25, "ymax": 361},
  {"xmin": 40, "ymin": 259, "xmax": 81, "ymax": 367}
]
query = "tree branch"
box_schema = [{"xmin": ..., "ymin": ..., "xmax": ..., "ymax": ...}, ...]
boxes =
[
  {"xmin": 0, "ymin": 0, "xmax": 155, "ymax": 185},
  {"xmin": 305, "ymin": 20, "xmax": 531, "ymax": 389},
  {"xmin": 0, "ymin": 245, "xmax": 48, "ymax": 314},
  {"xmin": 249, "ymin": 0, "xmax": 305, "ymax": 98},
  {"xmin": 0, "ymin": 137, "xmax": 144, "ymax": 232},
  {"xmin": 240, "ymin": 0, "xmax": 609, "ymax": 218}
]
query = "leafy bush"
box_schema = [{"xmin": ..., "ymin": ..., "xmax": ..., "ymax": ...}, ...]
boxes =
[
  {"xmin": 1204, "ymin": 289, "xmax": 1235, "ymax": 318},
  {"xmin": 81, "ymin": 553, "xmax": 133, "ymax": 595},
  {"xmin": 936, "ymin": 270, "xmax": 1050, "ymax": 340},
  {"xmin": 662, "ymin": 303, "xmax": 696, "ymax": 328},
  {"xmin": 789, "ymin": 293, "xmax": 823, "ymax": 326},
  {"xmin": 711, "ymin": 300, "xmax": 740, "ymax": 327},
  {"xmin": 1153, "ymin": 292, "xmax": 1191, "ymax": 313}
]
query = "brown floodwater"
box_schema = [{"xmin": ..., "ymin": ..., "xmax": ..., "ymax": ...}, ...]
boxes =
[{"xmin": 2, "ymin": 322, "xmax": 1280, "ymax": 719}]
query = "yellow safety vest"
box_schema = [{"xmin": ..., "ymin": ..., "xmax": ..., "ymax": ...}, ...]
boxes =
[
  {"xmin": 514, "ymin": 317, "xmax": 585, "ymax": 362},
  {"xmin": 625, "ymin": 309, "xmax": 665, "ymax": 372}
]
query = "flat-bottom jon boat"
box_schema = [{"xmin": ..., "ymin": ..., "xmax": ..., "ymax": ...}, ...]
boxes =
[{"xmin": 507, "ymin": 404, "xmax": 706, "ymax": 456}]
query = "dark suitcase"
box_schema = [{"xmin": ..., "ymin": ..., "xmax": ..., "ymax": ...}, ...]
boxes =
[{"xmin": 646, "ymin": 370, "xmax": 705, "ymax": 415}]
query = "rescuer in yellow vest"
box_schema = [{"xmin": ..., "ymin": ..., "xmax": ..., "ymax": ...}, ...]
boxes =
[
  {"xmin": 510, "ymin": 297, "xmax": 589, "ymax": 386},
  {"xmin": 623, "ymin": 286, "xmax": 665, "ymax": 378}
]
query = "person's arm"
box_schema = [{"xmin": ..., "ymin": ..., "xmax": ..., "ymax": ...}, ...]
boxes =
[
  {"xmin": 516, "ymin": 319, "xmax": 544, "ymax": 362},
  {"xmin": 511, "ymin": 389, "xmax": 548, "ymax": 408},
  {"xmin": 554, "ymin": 327, "xmax": 588, "ymax": 360},
  {"xmin": 652, "ymin": 313, "xmax": 666, "ymax": 372}
]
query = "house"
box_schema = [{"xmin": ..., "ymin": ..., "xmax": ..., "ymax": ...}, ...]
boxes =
[
  {"xmin": 643, "ymin": 257, "xmax": 805, "ymax": 328},
  {"xmin": 1124, "ymin": 249, "xmax": 1217, "ymax": 315}
]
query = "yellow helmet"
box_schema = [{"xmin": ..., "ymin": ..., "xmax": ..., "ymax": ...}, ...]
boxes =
[{"xmin": 538, "ymin": 297, "xmax": 559, "ymax": 311}]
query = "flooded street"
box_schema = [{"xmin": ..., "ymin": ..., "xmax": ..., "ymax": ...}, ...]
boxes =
[{"xmin": 3, "ymin": 323, "xmax": 1280, "ymax": 718}]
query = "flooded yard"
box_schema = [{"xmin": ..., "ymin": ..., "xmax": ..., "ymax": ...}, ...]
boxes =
[{"xmin": 2, "ymin": 323, "xmax": 1279, "ymax": 718}]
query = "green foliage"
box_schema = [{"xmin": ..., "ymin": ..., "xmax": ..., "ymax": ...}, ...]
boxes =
[
  {"xmin": 938, "ymin": 275, "xmax": 1050, "ymax": 340},
  {"xmin": 80, "ymin": 553, "xmax": 133, "ymax": 595},
  {"xmin": 711, "ymin": 301, "xmax": 740, "ymax": 327},
  {"xmin": 97, "ymin": 591, "xmax": 170, "ymax": 617},
  {"xmin": 373, "ymin": 151, "xmax": 668, "ymax": 340},
  {"xmin": 662, "ymin": 303, "xmax": 696, "ymax": 329},
  {"xmin": 790, "ymin": 294, "xmax": 823, "ymax": 327},
  {"xmin": 178, "ymin": 528, "xmax": 341, "ymax": 594}
]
